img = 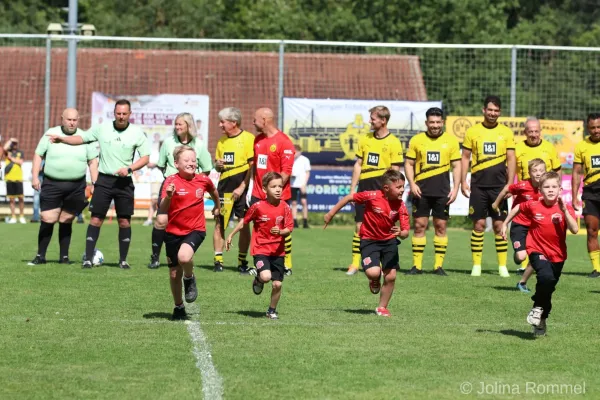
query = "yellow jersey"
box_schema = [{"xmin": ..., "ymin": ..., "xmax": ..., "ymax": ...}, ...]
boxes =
[
  {"xmin": 515, "ymin": 139, "xmax": 561, "ymax": 181},
  {"xmin": 406, "ymin": 132, "xmax": 461, "ymax": 196},
  {"xmin": 463, "ymin": 123, "xmax": 515, "ymax": 188},
  {"xmin": 4, "ymin": 149, "xmax": 24, "ymax": 182},
  {"xmin": 574, "ymin": 137, "xmax": 600, "ymax": 190},
  {"xmin": 215, "ymin": 130, "xmax": 255, "ymax": 191},
  {"xmin": 356, "ymin": 131, "xmax": 404, "ymax": 191}
]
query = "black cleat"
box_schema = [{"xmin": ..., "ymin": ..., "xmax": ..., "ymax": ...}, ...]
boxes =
[
  {"xmin": 405, "ymin": 266, "xmax": 423, "ymax": 275},
  {"xmin": 27, "ymin": 255, "xmax": 46, "ymax": 266},
  {"xmin": 303, "ymin": 222, "xmax": 309, "ymax": 229},
  {"xmin": 172, "ymin": 306, "xmax": 188, "ymax": 320},
  {"xmin": 148, "ymin": 255, "xmax": 160, "ymax": 269},
  {"xmin": 214, "ymin": 261, "xmax": 224, "ymax": 272},
  {"xmin": 58, "ymin": 256, "xmax": 72, "ymax": 265},
  {"xmin": 588, "ymin": 270, "xmax": 600, "ymax": 278},
  {"xmin": 184, "ymin": 275, "xmax": 198, "ymax": 303},
  {"xmin": 433, "ymin": 267, "xmax": 448, "ymax": 276},
  {"xmin": 119, "ymin": 261, "xmax": 131, "ymax": 270},
  {"xmin": 252, "ymin": 277, "xmax": 264, "ymax": 295},
  {"xmin": 82, "ymin": 260, "xmax": 93, "ymax": 269},
  {"xmin": 293, "ymin": 220, "xmax": 299, "ymax": 228}
]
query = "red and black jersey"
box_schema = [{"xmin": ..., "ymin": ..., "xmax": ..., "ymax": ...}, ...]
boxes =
[
  {"xmin": 508, "ymin": 180, "xmax": 542, "ymax": 227},
  {"xmin": 252, "ymin": 131, "xmax": 295, "ymax": 201},
  {"xmin": 353, "ymin": 190, "xmax": 410, "ymax": 241},
  {"xmin": 244, "ymin": 200, "xmax": 294, "ymax": 256},
  {"xmin": 162, "ymin": 173, "xmax": 215, "ymax": 235}
]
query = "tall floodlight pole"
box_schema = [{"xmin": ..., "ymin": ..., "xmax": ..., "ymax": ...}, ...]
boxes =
[{"xmin": 66, "ymin": 0, "xmax": 78, "ymax": 108}]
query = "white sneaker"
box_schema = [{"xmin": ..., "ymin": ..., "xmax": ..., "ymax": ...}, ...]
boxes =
[
  {"xmin": 346, "ymin": 266, "xmax": 359, "ymax": 276},
  {"xmin": 498, "ymin": 265, "xmax": 510, "ymax": 278},
  {"xmin": 6, "ymin": 217, "xmax": 17, "ymax": 224},
  {"xmin": 471, "ymin": 265, "xmax": 481, "ymax": 277},
  {"xmin": 533, "ymin": 318, "xmax": 547, "ymax": 336},
  {"xmin": 19, "ymin": 217, "xmax": 27, "ymax": 224},
  {"xmin": 142, "ymin": 219, "xmax": 153, "ymax": 226},
  {"xmin": 527, "ymin": 306, "xmax": 543, "ymax": 327}
]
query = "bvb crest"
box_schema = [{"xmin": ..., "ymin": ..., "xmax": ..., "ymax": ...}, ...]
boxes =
[{"xmin": 337, "ymin": 114, "xmax": 371, "ymax": 161}]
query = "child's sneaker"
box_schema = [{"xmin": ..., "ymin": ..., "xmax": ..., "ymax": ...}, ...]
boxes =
[
  {"xmin": 266, "ymin": 309, "xmax": 278, "ymax": 320},
  {"xmin": 376, "ymin": 307, "xmax": 391, "ymax": 317},
  {"xmin": 252, "ymin": 278, "xmax": 264, "ymax": 295},
  {"xmin": 532, "ymin": 318, "xmax": 547, "ymax": 336},
  {"xmin": 516, "ymin": 282, "xmax": 530, "ymax": 293},
  {"xmin": 172, "ymin": 306, "xmax": 188, "ymax": 320},
  {"xmin": 527, "ymin": 306, "xmax": 543, "ymax": 327},
  {"xmin": 369, "ymin": 278, "xmax": 381, "ymax": 294},
  {"xmin": 184, "ymin": 275, "xmax": 198, "ymax": 303}
]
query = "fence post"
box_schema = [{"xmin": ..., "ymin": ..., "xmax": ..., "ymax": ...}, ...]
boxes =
[
  {"xmin": 44, "ymin": 36, "xmax": 51, "ymax": 133},
  {"xmin": 66, "ymin": 0, "xmax": 78, "ymax": 108},
  {"xmin": 278, "ymin": 40, "xmax": 285, "ymax": 128},
  {"xmin": 510, "ymin": 46, "xmax": 517, "ymax": 117}
]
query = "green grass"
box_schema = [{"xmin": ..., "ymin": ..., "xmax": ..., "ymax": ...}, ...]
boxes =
[{"xmin": 1, "ymin": 223, "xmax": 599, "ymax": 399}]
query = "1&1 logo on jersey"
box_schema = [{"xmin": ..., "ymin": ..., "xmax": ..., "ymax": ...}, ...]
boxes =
[
  {"xmin": 483, "ymin": 142, "xmax": 497, "ymax": 155},
  {"xmin": 591, "ymin": 155, "xmax": 600, "ymax": 168},
  {"xmin": 224, "ymin": 152, "xmax": 235, "ymax": 165},
  {"xmin": 366, "ymin": 152, "xmax": 380, "ymax": 167},
  {"xmin": 426, "ymin": 151, "xmax": 440, "ymax": 165}
]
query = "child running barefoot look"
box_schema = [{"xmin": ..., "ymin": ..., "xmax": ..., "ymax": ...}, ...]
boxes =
[
  {"xmin": 501, "ymin": 171, "xmax": 578, "ymax": 336},
  {"xmin": 226, "ymin": 172, "xmax": 293, "ymax": 320},
  {"xmin": 160, "ymin": 146, "xmax": 220, "ymax": 320},
  {"xmin": 324, "ymin": 169, "xmax": 410, "ymax": 317}
]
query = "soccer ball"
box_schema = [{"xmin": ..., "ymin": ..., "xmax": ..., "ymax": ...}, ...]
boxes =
[{"xmin": 82, "ymin": 249, "xmax": 104, "ymax": 266}]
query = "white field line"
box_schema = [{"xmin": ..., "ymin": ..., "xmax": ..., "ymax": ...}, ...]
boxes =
[{"xmin": 185, "ymin": 302, "xmax": 223, "ymax": 400}]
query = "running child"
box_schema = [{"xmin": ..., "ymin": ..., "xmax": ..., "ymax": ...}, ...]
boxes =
[
  {"xmin": 501, "ymin": 171, "xmax": 578, "ymax": 336},
  {"xmin": 492, "ymin": 158, "xmax": 546, "ymax": 293},
  {"xmin": 160, "ymin": 146, "xmax": 220, "ymax": 320},
  {"xmin": 226, "ymin": 172, "xmax": 293, "ymax": 320},
  {"xmin": 324, "ymin": 169, "xmax": 410, "ymax": 317}
]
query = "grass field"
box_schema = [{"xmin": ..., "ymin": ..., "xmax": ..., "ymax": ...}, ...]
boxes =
[{"xmin": 1, "ymin": 222, "xmax": 599, "ymax": 399}]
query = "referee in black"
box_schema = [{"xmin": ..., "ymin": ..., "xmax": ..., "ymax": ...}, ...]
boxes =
[
  {"xmin": 50, "ymin": 99, "xmax": 150, "ymax": 269},
  {"xmin": 28, "ymin": 108, "xmax": 99, "ymax": 265}
]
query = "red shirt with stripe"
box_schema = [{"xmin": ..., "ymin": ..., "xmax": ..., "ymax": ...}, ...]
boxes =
[
  {"xmin": 520, "ymin": 200, "xmax": 575, "ymax": 262},
  {"xmin": 509, "ymin": 180, "xmax": 542, "ymax": 226},
  {"xmin": 252, "ymin": 131, "xmax": 295, "ymax": 201},
  {"xmin": 162, "ymin": 173, "xmax": 215, "ymax": 235},
  {"xmin": 244, "ymin": 200, "xmax": 294, "ymax": 256},
  {"xmin": 353, "ymin": 190, "xmax": 410, "ymax": 241}
]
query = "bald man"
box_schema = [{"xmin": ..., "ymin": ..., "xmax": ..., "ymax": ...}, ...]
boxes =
[
  {"xmin": 27, "ymin": 109, "xmax": 99, "ymax": 265},
  {"xmin": 250, "ymin": 107, "xmax": 296, "ymax": 275}
]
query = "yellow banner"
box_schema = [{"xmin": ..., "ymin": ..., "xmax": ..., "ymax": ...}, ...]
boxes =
[{"xmin": 446, "ymin": 116, "xmax": 584, "ymax": 168}]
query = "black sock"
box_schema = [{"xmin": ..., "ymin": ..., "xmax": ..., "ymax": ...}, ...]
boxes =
[
  {"xmin": 37, "ymin": 221, "xmax": 54, "ymax": 258},
  {"xmin": 58, "ymin": 222, "xmax": 72, "ymax": 259},
  {"xmin": 303, "ymin": 218, "xmax": 308, "ymax": 227},
  {"xmin": 119, "ymin": 226, "xmax": 132, "ymax": 262},
  {"xmin": 268, "ymin": 307, "xmax": 276, "ymax": 313},
  {"xmin": 151, "ymin": 227, "xmax": 165, "ymax": 257},
  {"xmin": 85, "ymin": 225, "xmax": 101, "ymax": 261}
]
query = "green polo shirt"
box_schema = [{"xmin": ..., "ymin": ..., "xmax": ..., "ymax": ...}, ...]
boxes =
[
  {"xmin": 37, "ymin": 126, "xmax": 98, "ymax": 180},
  {"xmin": 158, "ymin": 134, "xmax": 213, "ymax": 177},
  {"xmin": 81, "ymin": 121, "xmax": 150, "ymax": 176}
]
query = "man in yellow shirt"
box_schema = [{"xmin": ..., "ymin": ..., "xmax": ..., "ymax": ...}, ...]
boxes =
[{"xmin": 3, "ymin": 138, "xmax": 26, "ymax": 224}]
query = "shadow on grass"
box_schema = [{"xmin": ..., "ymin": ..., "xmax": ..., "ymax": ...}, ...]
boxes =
[
  {"xmin": 99, "ymin": 262, "xmax": 126, "ymax": 268},
  {"xmin": 344, "ymin": 309, "xmax": 374, "ymax": 315},
  {"xmin": 492, "ymin": 286, "xmax": 519, "ymax": 292},
  {"xmin": 230, "ymin": 310, "xmax": 265, "ymax": 318},
  {"xmin": 561, "ymin": 271, "xmax": 594, "ymax": 277},
  {"xmin": 590, "ymin": 290, "xmax": 600, "ymax": 294},
  {"xmin": 143, "ymin": 312, "xmax": 173, "ymax": 320},
  {"xmin": 476, "ymin": 328, "xmax": 534, "ymax": 341},
  {"xmin": 197, "ymin": 264, "xmax": 238, "ymax": 272}
]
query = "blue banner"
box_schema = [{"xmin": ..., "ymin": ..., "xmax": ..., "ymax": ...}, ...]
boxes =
[{"xmin": 305, "ymin": 169, "xmax": 354, "ymax": 213}]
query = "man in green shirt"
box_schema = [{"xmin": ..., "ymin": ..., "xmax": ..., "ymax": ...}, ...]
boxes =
[
  {"xmin": 28, "ymin": 108, "xmax": 99, "ymax": 265},
  {"xmin": 49, "ymin": 99, "xmax": 150, "ymax": 269}
]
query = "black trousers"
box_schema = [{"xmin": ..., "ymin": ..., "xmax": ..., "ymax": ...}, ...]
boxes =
[{"xmin": 530, "ymin": 252, "xmax": 565, "ymax": 319}]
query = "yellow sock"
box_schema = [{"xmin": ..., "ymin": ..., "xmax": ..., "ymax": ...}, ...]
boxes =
[
  {"xmin": 351, "ymin": 233, "xmax": 361, "ymax": 268},
  {"xmin": 495, "ymin": 235, "xmax": 508, "ymax": 266},
  {"xmin": 411, "ymin": 236, "xmax": 426, "ymax": 270},
  {"xmin": 285, "ymin": 235, "xmax": 292, "ymax": 269},
  {"xmin": 522, "ymin": 255, "xmax": 529, "ymax": 267},
  {"xmin": 214, "ymin": 253, "xmax": 223, "ymax": 263},
  {"xmin": 590, "ymin": 250, "xmax": 600, "ymax": 272},
  {"xmin": 237, "ymin": 252, "xmax": 247, "ymax": 266},
  {"xmin": 433, "ymin": 235, "xmax": 448, "ymax": 270},
  {"xmin": 471, "ymin": 231, "xmax": 484, "ymax": 266}
]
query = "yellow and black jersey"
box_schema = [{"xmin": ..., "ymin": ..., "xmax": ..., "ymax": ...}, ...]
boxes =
[
  {"xmin": 215, "ymin": 130, "xmax": 255, "ymax": 192},
  {"xmin": 3, "ymin": 150, "xmax": 24, "ymax": 182},
  {"xmin": 462, "ymin": 123, "xmax": 515, "ymax": 188},
  {"xmin": 406, "ymin": 132, "xmax": 460, "ymax": 196},
  {"xmin": 515, "ymin": 139, "xmax": 561, "ymax": 181},
  {"xmin": 574, "ymin": 137, "xmax": 600, "ymax": 190},
  {"xmin": 356, "ymin": 131, "xmax": 404, "ymax": 191}
]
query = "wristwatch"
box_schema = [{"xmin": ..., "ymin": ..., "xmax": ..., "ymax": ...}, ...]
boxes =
[{"xmin": 127, "ymin": 167, "xmax": 133, "ymax": 174}]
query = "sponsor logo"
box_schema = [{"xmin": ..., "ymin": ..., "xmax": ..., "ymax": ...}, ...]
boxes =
[
  {"xmin": 592, "ymin": 155, "xmax": 600, "ymax": 168},
  {"xmin": 373, "ymin": 207, "xmax": 383, "ymax": 214},
  {"xmin": 259, "ymin": 214, "xmax": 270, "ymax": 222},
  {"xmin": 483, "ymin": 142, "xmax": 497, "ymax": 155},
  {"xmin": 534, "ymin": 213, "xmax": 544, "ymax": 221},
  {"xmin": 284, "ymin": 149, "xmax": 293, "ymax": 154},
  {"xmin": 366, "ymin": 152, "xmax": 379, "ymax": 167},
  {"xmin": 257, "ymin": 154, "xmax": 268, "ymax": 170},
  {"xmin": 363, "ymin": 257, "xmax": 372, "ymax": 265},
  {"xmin": 256, "ymin": 260, "xmax": 265, "ymax": 268},
  {"xmin": 223, "ymin": 152, "xmax": 235, "ymax": 165},
  {"xmin": 177, "ymin": 190, "xmax": 189, "ymax": 196},
  {"xmin": 426, "ymin": 151, "xmax": 440, "ymax": 165}
]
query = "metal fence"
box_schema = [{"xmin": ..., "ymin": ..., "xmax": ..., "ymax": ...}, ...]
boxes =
[{"xmin": 2, "ymin": 33, "xmax": 600, "ymax": 156}]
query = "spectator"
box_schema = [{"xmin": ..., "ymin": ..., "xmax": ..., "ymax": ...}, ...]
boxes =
[
  {"xmin": 3, "ymin": 138, "xmax": 26, "ymax": 224},
  {"xmin": 290, "ymin": 144, "xmax": 311, "ymax": 228}
]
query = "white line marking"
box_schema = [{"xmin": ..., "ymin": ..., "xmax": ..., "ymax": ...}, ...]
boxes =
[{"xmin": 186, "ymin": 302, "xmax": 224, "ymax": 400}]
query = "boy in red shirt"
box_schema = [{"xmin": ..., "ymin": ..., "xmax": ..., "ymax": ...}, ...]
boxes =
[
  {"xmin": 227, "ymin": 171, "xmax": 294, "ymax": 320},
  {"xmin": 492, "ymin": 158, "xmax": 546, "ymax": 293},
  {"xmin": 160, "ymin": 146, "xmax": 220, "ymax": 320},
  {"xmin": 324, "ymin": 169, "xmax": 410, "ymax": 317},
  {"xmin": 501, "ymin": 171, "xmax": 578, "ymax": 336}
]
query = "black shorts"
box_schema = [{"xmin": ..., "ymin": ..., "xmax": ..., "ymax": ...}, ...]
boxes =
[
  {"xmin": 360, "ymin": 238, "xmax": 399, "ymax": 271},
  {"xmin": 164, "ymin": 230, "xmax": 206, "ymax": 267},
  {"xmin": 40, "ymin": 176, "xmax": 88, "ymax": 214},
  {"xmin": 254, "ymin": 255, "xmax": 285, "ymax": 282},
  {"xmin": 582, "ymin": 197, "xmax": 600, "ymax": 219},
  {"xmin": 509, "ymin": 222, "xmax": 528, "ymax": 252},
  {"xmin": 217, "ymin": 180, "xmax": 248, "ymax": 220},
  {"xmin": 6, "ymin": 181, "xmax": 23, "ymax": 198},
  {"xmin": 469, "ymin": 186, "xmax": 507, "ymax": 221},
  {"xmin": 291, "ymin": 187, "xmax": 307, "ymax": 201},
  {"xmin": 412, "ymin": 195, "xmax": 449, "ymax": 220},
  {"xmin": 89, "ymin": 173, "xmax": 135, "ymax": 218}
]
